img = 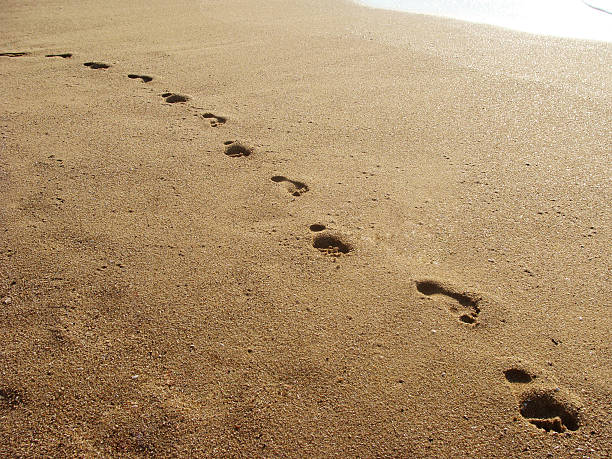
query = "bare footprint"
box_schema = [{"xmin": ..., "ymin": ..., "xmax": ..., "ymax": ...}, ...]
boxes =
[
  {"xmin": 503, "ymin": 369, "xmax": 582, "ymax": 433},
  {"xmin": 0, "ymin": 52, "xmax": 30, "ymax": 57},
  {"xmin": 518, "ymin": 389, "xmax": 581, "ymax": 433},
  {"xmin": 416, "ymin": 280, "xmax": 480, "ymax": 325},
  {"xmin": 271, "ymin": 175, "xmax": 309, "ymax": 196},
  {"xmin": 128, "ymin": 74, "xmax": 153, "ymax": 83},
  {"xmin": 224, "ymin": 141, "xmax": 253, "ymax": 158},
  {"xmin": 312, "ymin": 232, "xmax": 353, "ymax": 256},
  {"xmin": 202, "ymin": 113, "xmax": 227, "ymax": 127},
  {"xmin": 161, "ymin": 92, "xmax": 189, "ymax": 103},
  {"xmin": 84, "ymin": 62, "xmax": 110, "ymax": 69},
  {"xmin": 46, "ymin": 53, "xmax": 72, "ymax": 58}
]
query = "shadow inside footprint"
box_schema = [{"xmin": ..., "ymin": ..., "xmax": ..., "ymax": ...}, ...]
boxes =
[
  {"xmin": 309, "ymin": 224, "xmax": 326, "ymax": 232},
  {"xmin": 519, "ymin": 389, "xmax": 580, "ymax": 433},
  {"xmin": 202, "ymin": 113, "xmax": 227, "ymax": 127},
  {"xmin": 313, "ymin": 232, "xmax": 353, "ymax": 256},
  {"xmin": 504, "ymin": 368, "xmax": 533, "ymax": 384},
  {"xmin": 271, "ymin": 175, "xmax": 309, "ymax": 196},
  {"xmin": 84, "ymin": 62, "xmax": 110, "ymax": 69},
  {"xmin": 224, "ymin": 142, "xmax": 253, "ymax": 158},
  {"xmin": 128, "ymin": 74, "xmax": 153, "ymax": 82},
  {"xmin": 0, "ymin": 388, "xmax": 25, "ymax": 409},
  {"xmin": 46, "ymin": 53, "xmax": 72, "ymax": 58},
  {"xmin": 162, "ymin": 93, "xmax": 189, "ymax": 103},
  {"xmin": 416, "ymin": 280, "xmax": 480, "ymax": 325}
]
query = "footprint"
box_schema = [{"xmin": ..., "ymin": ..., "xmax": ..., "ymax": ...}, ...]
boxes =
[
  {"xmin": 0, "ymin": 52, "xmax": 30, "ymax": 57},
  {"xmin": 504, "ymin": 367, "xmax": 582, "ymax": 433},
  {"xmin": 128, "ymin": 74, "xmax": 153, "ymax": 83},
  {"xmin": 271, "ymin": 175, "xmax": 309, "ymax": 196},
  {"xmin": 0, "ymin": 387, "xmax": 25, "ymax": 409},
  {"xmin": 309, "ymin": 224, "xmax": 326, "ymax": 232},
  {"xmin": 415, "ymin": 280, "xmax": 480, "ymax": 325},
  {"xmin": 312, "ymin": 232, "xmax": 353, "ymax": 256},
  {"xmin": 224, "ymin": 141, "xmax": 253, "ymax": 158},
  {"xmin": 518, "ymin": 389, "xmax": 581, "ymax": 433},
  {"xmin": 84, "ymin": 62, "xmax": 110, "ymax": 69},
  {"xmin": 46, "ymin": 53, "xmax": 72, "ymax": 58},
  {"xmin": 202, "ymin": 113, "xmax": 227, "ymax": 127},
  {"xmin": 161, "ymin": 92, "xmax": 189, "ymax": 103},
  {"xmin": 503, "ymin": 368, "xmax": 534, "ymax": 384}
]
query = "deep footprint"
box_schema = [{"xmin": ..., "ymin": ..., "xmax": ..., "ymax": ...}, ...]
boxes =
[
  {"xmin": 128, "ymin": 74, "xmax": 153, "ymax": 82},
  {"xmin": 313, "ymin": 232, "xmax": 353, "ymax": 256},
  {"xmin": 202, "ymin": 113, "xmax": 227, "ymax": 127},
  {"xmin": 224, "ymin": 141, "xmax": 253, "ymax": 158},
  {"xmin": 416, "ymin": 280, "xmax": 480, "ymax": 324},
  {"xmin": 271, "ymin": 175, "xmax": 309, "ymax": 196},
  {"xmin": 0, "ymin": 52, "xmax": 30, "ymax": 57},
  {"xmin": 518, "ymin": 389, "xmax": 580, "ymax": 433},
  {"xmin": 84, "ymin": 62, "xmax": 110, "ymax": 69},
  {"xmin": 46, "ymin": 53, "xmax": 72, "ymax": 58},
  {"xmin": 162, "ymin": 92, "xmax": 189, "ymax": 103}
]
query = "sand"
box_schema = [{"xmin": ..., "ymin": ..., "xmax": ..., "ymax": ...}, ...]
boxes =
[{"xmin": 0, "ymin": 0, "xmax": 610, "ymax": 457}]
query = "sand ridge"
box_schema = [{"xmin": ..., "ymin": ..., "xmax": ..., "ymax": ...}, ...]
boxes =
[{"xmin": 0, "ymin": 0, "xmax": 610, "ymax": 457}]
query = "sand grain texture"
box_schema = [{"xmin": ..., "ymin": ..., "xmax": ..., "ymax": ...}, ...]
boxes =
[{"xmin": 1, "ymin": 0, "xmax": 610, "ymax": 457}]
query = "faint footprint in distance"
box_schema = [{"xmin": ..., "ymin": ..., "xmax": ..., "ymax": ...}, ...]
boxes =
[
  {"xmin": 161, "ymin": 92, "xmax": 189, "ymax": 103},
  {"xmin": 84, "ymin": 62, "xmax": 110, "ymax": 69},
  {"xmin": 271, "ymin": 175, "xmax": 309, "ymax": 196},
  {"xmin": 416, "ymin": 280, "xmax": 481, "ymax": 325},
  {"xmin": 202, "ymin": 113, "xmax": 227, "ymax": 127},
  {"xmin": 0, "ymin": 52, "xmax": 30, "ymax": 57},
  {"xmin": 224, "ymin": 141, "xmax": 253, "ymax": 158},
  {"xmin": 128, "ymin": 74, "xmax": 153, "ymax": 83},
  {"xmin": 46, "ymin": 53, "xmax": 72, "ymax": 59}
]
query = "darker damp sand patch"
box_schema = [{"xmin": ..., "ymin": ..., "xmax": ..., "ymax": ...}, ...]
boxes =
[
  {"xmin": 84, "ymin": 62, "xmax": 110, "ymax": 69},
  {"xmin": 519, "ymin": 389, "xmax": 580, "ymax": 433}
]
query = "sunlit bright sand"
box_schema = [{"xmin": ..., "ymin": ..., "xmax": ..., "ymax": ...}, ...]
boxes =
[{"xmin": 356, "ymin": 0, "xmax": 612, "ymax": 42}]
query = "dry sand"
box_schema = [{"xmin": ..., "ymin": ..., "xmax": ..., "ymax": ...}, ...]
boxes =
[{"xmin": 0, "ymin": 0, "xmax": 610, "ymax": 457}]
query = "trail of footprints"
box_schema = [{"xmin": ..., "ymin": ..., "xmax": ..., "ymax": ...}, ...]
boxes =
[{"xmin": 1, "ymin": 49, "xmax": 589, "ymax": 435}]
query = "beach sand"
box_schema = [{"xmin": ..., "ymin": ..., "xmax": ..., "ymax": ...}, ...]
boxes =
[{"xmin": 0, "ymin": 0, "xmax": 610, "ymax": 456}]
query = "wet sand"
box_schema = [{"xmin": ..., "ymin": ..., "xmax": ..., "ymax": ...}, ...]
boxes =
[{"xmin": 1, "ymin": 0, "xmax": 610, "ymax": 456}]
